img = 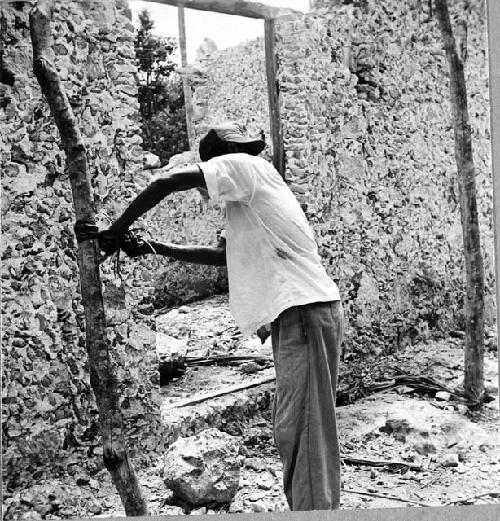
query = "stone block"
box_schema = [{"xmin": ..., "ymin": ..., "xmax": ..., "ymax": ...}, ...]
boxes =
[{"xmin": 163, "ymin": 428, "xmax": 241, "ymax": 506}]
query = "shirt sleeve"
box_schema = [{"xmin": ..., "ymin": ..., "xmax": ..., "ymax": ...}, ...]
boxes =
[{"xmin": 198, "ymin": 154, "xmax": 256, "ymax": 204}]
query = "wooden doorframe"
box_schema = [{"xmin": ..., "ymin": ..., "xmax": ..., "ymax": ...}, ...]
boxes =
[
  {"xmin": 139, "ymin": 0, "xmax": 298, "ymax": 177},
  {"xmin": 264, "ymin": 18, "xmax": 285, "ymax": 177}
]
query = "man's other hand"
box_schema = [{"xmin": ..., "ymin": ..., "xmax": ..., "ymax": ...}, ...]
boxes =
[
  {"xmin": 256, "ymin": 324, "xmax": 271, "ymax": 344},
  {"xmin": 120, "ymin": 232, "xmax": 156, "ymax": 258}
]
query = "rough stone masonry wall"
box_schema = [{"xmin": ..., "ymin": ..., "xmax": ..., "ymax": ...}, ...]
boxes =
[
  {"xmin": 1, "ymin": 0, "xmax": 226, "ymax": 489},
  {"xmin": 193, "ymin": 0, "xmax": 491, "ymax": 355},
  {"xmin": 133, "ymin": 0, "xmax": 496, "ymax": 351},
  {"xmin": 191, "ymin": 37, "xmax": 273, "ymax": 159},
  {"xmin": 276, "ymin": 0, "xmax": 492, "ymax": 354}
]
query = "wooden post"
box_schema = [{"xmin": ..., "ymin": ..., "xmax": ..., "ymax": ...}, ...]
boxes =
[
  {"xmin": 178, "ymin": 6, "xmax": 196, "ymax": 150},
  {"xmin": 29, "ymin": 1, "xmax": 148, "ymax": 514},
  {"xmin": 486, "ymin": 0, "xmax": 500, "ymax": 413},
  {"xmin": 435, "ymin": 0, "xmax": 485, "ymax": 405},
  {"xmin": 264, "ymin": 18, "xmax": 285, "ymax": 177}
]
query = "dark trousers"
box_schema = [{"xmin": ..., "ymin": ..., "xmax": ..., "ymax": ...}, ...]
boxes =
[{"xmin": 271, "ymin": 300, "xmax": 344, "ymax": 511}]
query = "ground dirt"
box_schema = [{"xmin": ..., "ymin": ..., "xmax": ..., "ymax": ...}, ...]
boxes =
[{"xmin": 3, "ymin": 296, "xmax": 500, "ymax": 520}]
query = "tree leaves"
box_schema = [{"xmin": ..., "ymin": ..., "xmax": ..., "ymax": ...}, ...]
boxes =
[{"xmin": 134, "ymin": 8, "xmax": 189, "ymax": 164}]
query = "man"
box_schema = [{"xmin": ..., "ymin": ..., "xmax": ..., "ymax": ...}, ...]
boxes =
[{"xmin": 99, "ymin": 122, "xmax": 344, "ymax": 511}]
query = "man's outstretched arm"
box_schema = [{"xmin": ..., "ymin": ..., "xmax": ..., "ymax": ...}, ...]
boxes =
[
  {"xmin": 109, "ymin": 165, "xmax": 206, "ymax": 235},
  {"xmin": 100, "ymin": 165, "xmax": 207, "ymax": 256},
  {"xmin": 125, "ymin": 237, "xmax": 226, "ymax": 267}
]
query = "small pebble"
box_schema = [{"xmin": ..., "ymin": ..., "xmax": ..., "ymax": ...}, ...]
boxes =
[
  {"xmin": 20, "ymin": 494, "xmax": 34, "ymax": 507},
  {"xmin": 249, "ymin": 501, "xmax": 267, "ymax": 512},
  {"xmin": 241, "ymin": 362, "xmax": 260, "ymax": 374},
  {"xmin": 87, "ymin": 501, "xmax": 102, "ymax": 515},
  {"xmin": 19, "ymin": 512, "xmax": 43, "ymax": 521},
  {"xmin": 266, "ymin": 465, "xmax": 277, "ymax": 476},
  {"xmin": 229, "ymin": 500, "xmax": 244, "ymax": 513},
  {"xmin": 258, "ymin": 480, "xmax": 273, "ymax": 491},
  {"xmin": 435, "ymin": 391, "xmax": 451, "ymax": 401},
  {"xmin": 440, "ymin": 453, "xmax": 459, "ymax": 468}
]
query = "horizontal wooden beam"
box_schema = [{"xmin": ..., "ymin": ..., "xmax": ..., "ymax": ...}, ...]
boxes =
[{"xmin": 139, "ymin": 0, "xmax": 300, "ymax": 19}]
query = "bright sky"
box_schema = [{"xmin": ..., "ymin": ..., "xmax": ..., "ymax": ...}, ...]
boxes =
[{"xmin": 129, "ymin": 1, "xmax": 310, "ymax": 63}]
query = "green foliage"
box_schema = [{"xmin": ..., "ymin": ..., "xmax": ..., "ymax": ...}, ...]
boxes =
[{"xmin": 134, "ymin": 9, "xmax": 189, "ymax": 164}]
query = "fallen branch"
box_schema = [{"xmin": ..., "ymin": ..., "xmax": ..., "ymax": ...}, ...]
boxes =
[
  {"xmin": 337, "ymin": 370, "xmax": 464, "ymax": 406},
  {"xmin": 443, "ymin": 491, "xmax": 500, "ymax": 505},
  {"xmin": 29, "ymin": 1, "xmax": 147, "ymax": 515},
  {"xmin": 187, "ymin": 355, "xmax": 273, "ymax": 366},
  {"xmin": 343, "ymin": 487, "xmax": 433, "ymax": 507},
  {"xmin": 374, "ymin": 372, "xmax": 462, "ymax": 397},
  {"xmin": 166, "ymin": 375, "xmax": 276, "ymax": 408},
  {"xmin": 342, "ymin": 456, "xmax": 423, "ymax": 472},
  {"xmin": 420, "ymin": 470, "xmax": 445, "ymax": 489},
  {"xmin": 159, "ymin": 355, "xmax": 273, "ymax": 386}
]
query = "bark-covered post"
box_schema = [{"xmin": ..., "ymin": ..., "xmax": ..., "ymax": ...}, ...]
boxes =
[
  {"xmin": 29, "ymin": 1, "xmax": 148, "ymax": 514},
  {"xmin": 178, "ymin": 5, "xmax": 196, "ymax": 150},
  {"xmin": 486, "ymin": 0, "xmax": 500, "ymax": 414},
  {"xmin": 264, "ymin": 18, "xmax": 285, "ymax": 178},
  {"xmin": 435, "ymin": 0, "xmax": 485, "ymax": 405}
]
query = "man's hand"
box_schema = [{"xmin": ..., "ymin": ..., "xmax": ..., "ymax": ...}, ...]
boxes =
[
  {"xmin": 98, "ymin": 229, "xmax": 157, "ymax": 260},
  {"xmin": 256, "ymin": 324, "xmax": 271, "ymax": 344},
  {"xmin": 120, "ymin": 232, "xmax": 156, "ymax": 258},
  {"xmin": 98, "ymin": 229, "xmax": 123, "ymax": 259}
]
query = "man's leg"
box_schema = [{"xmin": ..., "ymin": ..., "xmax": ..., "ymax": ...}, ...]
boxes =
[{"xmin": 271, "ymin": 301, "xmax": 344, "ymax": 511}]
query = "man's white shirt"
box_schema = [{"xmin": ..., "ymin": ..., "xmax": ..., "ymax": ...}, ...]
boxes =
[{"xmin": 199, "ymin": 153, "xmax": 340, "ymax": 337}]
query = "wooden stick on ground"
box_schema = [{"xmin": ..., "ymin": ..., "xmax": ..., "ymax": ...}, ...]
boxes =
[
  {"xmin": 166, "ymin": 374, "xmax": 276, "ymax": 408},
  {"xmin": 187, "ymin": 354, "xmax": 273, "ymax": 365},
  {"xmin": 29, "ymin": 1, "xmax": 147, "ymax": 515},
  {"xmin": 444, "ymin": 491, "xmax": 500, "ymax": 506},
  {"xmin": 342, "ymin": 456, "xmax": 423, "ymax": 472},
  {"xmin": 343, "ymin": 487, "xmax": 433, "ymax": 507}
]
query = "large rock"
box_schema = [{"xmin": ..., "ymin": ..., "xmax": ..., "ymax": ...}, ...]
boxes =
[{"xmin": 163, "ymin": 428, "xmax": 241, "ymax": 506}]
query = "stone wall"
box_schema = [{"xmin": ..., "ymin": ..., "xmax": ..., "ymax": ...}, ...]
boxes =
[
  {"xmin": 191, "ymin": 37, "xmax": 273, "ymax": 160},
  {"xmin": 1, "ymin": 0, "xmax": 226, "ymax": 489},
  {"xmin": 193, "ymin": 0, "xmax": 492, "ymax": 354},
  {"xmin": 277, "ymin": 0, "xmax": 492, "ymax": 354}
]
